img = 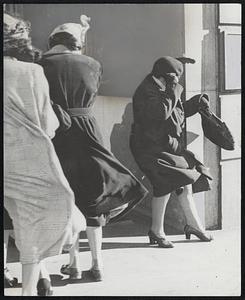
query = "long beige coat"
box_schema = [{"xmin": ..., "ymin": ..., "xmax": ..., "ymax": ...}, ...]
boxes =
[{"xmin": 4, "ymin": 57, "xmax": 84, "ymax": 264}]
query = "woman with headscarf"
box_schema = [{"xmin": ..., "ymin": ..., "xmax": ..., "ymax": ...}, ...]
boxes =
[
  {"xmin": 130, "ymin": 56, "xmax": 213, "ymax": 248},
  {"xmin": 4, "ymin": 13, "xmax": 85, "ymax": 296},
  {"xmin": 40, "ymin": 16, "xmax": 148, "ymax": 281}
]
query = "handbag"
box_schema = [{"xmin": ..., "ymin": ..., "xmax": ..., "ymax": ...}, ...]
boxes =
[{"xmin": 199, "ymin": 108, "xmax": 235, "ymax": 151}]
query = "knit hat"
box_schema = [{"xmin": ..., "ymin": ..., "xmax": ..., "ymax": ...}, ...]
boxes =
[
  {"xmin": 49, "ymin": 15, "xmax": 90, "ymax": 47},
  {"xmin": 151, "ymin": 56, "xmax": 184, "ymax": 79}
]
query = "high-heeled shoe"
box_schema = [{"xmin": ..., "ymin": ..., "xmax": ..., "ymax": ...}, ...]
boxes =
[
  {"xmin": 37, "ymin": 278, "xmax": 53, "ymax": 296},
  {"xmin": 184, "ymin": 224, "xmax": 213, "ymax": 242},
  {"xmin": 60, "ymin": 264, "xmax": 81, "ymax": 279},
  {"xmin": 83, "ymin": 267, "xmax": 104, "ymax": 282},
  {"xmin": 148, "ymin": 230, "xmax": 174, "ymax": 248},
  {"xmin": 4, "ymin": 267, "xmax": 18, "ymax": 288}
]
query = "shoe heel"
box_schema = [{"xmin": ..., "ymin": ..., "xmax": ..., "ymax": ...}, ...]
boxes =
[
  {"xmin": 149, "ymin": 236, "xmax": 156, "ymax": 245},
  {"xmin": 185, "ymin": 232, "xmax": 191, "ymax": 240}
]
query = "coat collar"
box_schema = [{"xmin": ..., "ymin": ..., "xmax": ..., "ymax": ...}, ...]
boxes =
[{"xmin": 43, "ymin": 45, "xmax": 81, "ymax": 57}]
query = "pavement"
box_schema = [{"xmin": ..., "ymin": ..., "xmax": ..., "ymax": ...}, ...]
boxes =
[{"xmin": 4, "ymin": 217, "xmax": 241, "ymax": 296}]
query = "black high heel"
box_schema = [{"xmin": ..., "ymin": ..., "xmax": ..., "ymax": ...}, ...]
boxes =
[
  {"xmin": 148, "ymin": 230, "xmax": 174, "ymax": 248},
  {"xmin": 184, "ymin": 224, "xmax": 213, "ymax": 242},
  {"xmin": 37, "ymin": 278, "xmax": 53, "ymax": 296}
]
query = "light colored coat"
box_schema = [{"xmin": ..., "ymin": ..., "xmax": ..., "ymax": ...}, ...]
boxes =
[{"xmin": 4, "ymin": 57, "xmax": 84, "ymax": 264}]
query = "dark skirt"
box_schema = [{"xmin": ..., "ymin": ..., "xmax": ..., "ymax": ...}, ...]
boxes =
[
  {"xmin": 130, "ymin": 134, "xmax": 212, "ymax": 197},
  {"xmin": 53, "ymin": 114, "xmax": 148, "ymax": 227}
]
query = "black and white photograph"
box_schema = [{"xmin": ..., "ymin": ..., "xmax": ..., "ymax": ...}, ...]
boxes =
[{"xmin": 3, "ymin": 2, "xmax": 242, "ymax": 297}]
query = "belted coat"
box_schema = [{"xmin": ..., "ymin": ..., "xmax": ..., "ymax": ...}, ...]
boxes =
[{"xmin": 40, "ymin": 52, "xmax": 148, "ymax": 226}]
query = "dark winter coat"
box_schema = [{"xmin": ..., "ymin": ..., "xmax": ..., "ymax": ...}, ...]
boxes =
[
  {"xmin": 40, "ymin": 52, "xmax": 148, "ymax": 226},
  {"xmin": 130, "ymin": 73, "xmax": 212, "ymax": 197}
]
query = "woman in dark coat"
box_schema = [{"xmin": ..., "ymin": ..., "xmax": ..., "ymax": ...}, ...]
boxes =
[
  {"xmin": 40, "ymin": 16, "xmax": 147, "ymax": 280},
  {"xmin": 130, "ymin": 56, "xmax": 213, "ymax": 248}
]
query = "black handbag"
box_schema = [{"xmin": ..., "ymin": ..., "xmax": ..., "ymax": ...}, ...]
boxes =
[{"xmin": 199, "ymin": 108, "xmax": 235, "ymax": 151}]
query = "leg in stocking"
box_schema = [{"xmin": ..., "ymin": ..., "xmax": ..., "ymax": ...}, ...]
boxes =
[
  {"xmin": 68, "ymin": 233, "xmax": 80, "ymax": 271},
  {"xmin": 178, "ymin": 184, "xmax": 205, "ymax": 232},
  {"xmin": 60, "ymin": 233, "xmax": 81, "ymax": 279},
  {"xmin": 86, "ymin": 226, "xmax": 103, "ymax": 271},
  {"xmin": 39, "ymin": 259, "xmax": 51, "ymax": 281},
  {"xmin": 151, "ymin": 194, "xmax": 171, "ymax": 238},
  {"xmin": 4, "ymin": 230, "xmax": 10, "ymax": 269},
  {"xmin": 37, "ymin": 259, "xmax": 53, "ymax": 296},
  {"xmin": 22, "ymin": 262, "xmax": 41, "ymax": 296}
]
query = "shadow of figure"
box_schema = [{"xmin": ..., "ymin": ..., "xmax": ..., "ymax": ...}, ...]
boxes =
[
  {"xmin": 110, "ymin": 102, "xmax": 141, "ymax": 173},
  {"xmin": 50, "ymin": 273, "xmax": 103, "ymax": 286},
  {"xmin": 76, "ymin": 238, "xmax": 204, "ymax": 254},
  {"xmin": 110, "ymin": 102, "xmax": 152, "ymax": 216}
]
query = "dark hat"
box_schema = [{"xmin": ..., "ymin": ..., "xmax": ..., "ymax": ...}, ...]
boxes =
[
  {"xmin": 151, "ymin": 56, "xmax": 184, "ymax": 78},
  {"xmin": 200, "ymin": 109, "xmax": 235, "ymax": 151}
]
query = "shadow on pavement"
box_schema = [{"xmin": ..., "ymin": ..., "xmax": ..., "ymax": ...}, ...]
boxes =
[{"xmin": 50, "ymin": 271, "xmax": 105, "ymax": 287}]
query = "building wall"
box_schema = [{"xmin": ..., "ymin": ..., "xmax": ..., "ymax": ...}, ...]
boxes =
[
  {"xmin": 23, "ymin": 4, "xmax": 185, "ymax": 98},
  {"xmin": 202, "ymin": 4, "xmax": 221, "ymax": 229},
  {"xmin": 184, "ymin": 4, "xmax": 209, "ymax": 227},
  {"xmin": 183, "ymin": 4, "xmax": 241, "ymax": 230},
  {"xmin": 217, "ymin": 5, "xmax": 241, "ymax": 230}
]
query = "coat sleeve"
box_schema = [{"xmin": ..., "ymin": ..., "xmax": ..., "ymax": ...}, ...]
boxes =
[
  {"xmin": 144, "ymin": 84, "xmax": 183, "ymax": 121},
  {"xmin": 50, "ymin": 100, "xmax": 72, "ymax": 132},
  {"xmin": 32, "ymin": 65, "xmax": 60, "ymax": 138},
  {"xmin": 83, "ymin": 60, "xmax": 102, "ymax": 95}
]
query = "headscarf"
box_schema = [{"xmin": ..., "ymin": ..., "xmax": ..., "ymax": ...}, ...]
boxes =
[
  {"xmin": 151, "ymin": 56, "xmax": 184, "ymax": 80},
  {"xmin": 4, "ymin": 13, "xmax": 30, "ymax": 51},
  {"xmin": 48, "ymin": 15, "xmax": 90, "ymax": 48}
]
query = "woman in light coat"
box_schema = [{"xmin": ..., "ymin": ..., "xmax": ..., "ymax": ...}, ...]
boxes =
[{"xmin": 4, "ymin": 13, "xmax": 85, "ymax": 296}]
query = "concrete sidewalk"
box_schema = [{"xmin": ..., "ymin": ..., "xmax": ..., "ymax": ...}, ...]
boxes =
[{"xmin": 4, "ymin": 219, "xmax": 241, "ymax": 296}]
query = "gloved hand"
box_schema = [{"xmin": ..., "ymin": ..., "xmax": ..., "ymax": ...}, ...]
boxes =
[{"xmin": 198, "ymin": 93, "xmax": 210, "ymax": 111}]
